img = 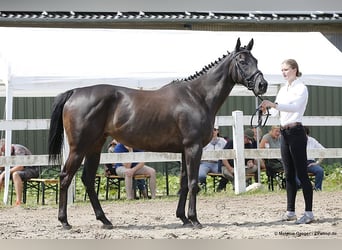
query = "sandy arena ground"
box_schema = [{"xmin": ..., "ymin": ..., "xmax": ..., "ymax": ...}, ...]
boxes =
[{"xmin": 0, "ymin": 190, "xmax": 341, "ymax": 239}]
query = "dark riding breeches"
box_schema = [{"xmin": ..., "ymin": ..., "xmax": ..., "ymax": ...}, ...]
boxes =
[{"xmin": 281, "ymin": 124, "xmax": 313, "ymax": 212}]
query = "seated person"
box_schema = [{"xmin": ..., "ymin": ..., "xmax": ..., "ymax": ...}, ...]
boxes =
[
  {"xmin": 105, "ymin": 139, "xmax": 148, "ymax": 198},
  {"xmin": 114, "ymin": 142, "xmax": 156, "ymax": 200},
  {"xmin": 259, "ymin": 125, "xmax": 284, "ymax": 177},
  {"xmin": 104, "ymin": 139, "xmax": 117, "ymax": 176},
  {"xmin": 297, "ymin": 127, "xmax": 325, "ymax": 191},
  {"xmin": 198, "ymin": 125, "xmax": 227, "ymax": 187},
  {"xmin": 0, "ymin": 140, "xmax": 39, "ymax": 206},
  {"xmin": 217, "ymin": 128, "xmax": 258, "ymax": 191},
  {"xmin": 251, "ymin": 127, "xmax": 262, "ymax": 148}
]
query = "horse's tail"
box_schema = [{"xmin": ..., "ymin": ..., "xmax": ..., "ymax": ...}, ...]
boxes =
[{"xmin": 48, "ymin": 90, "xmax": 74, "ymax": 164}]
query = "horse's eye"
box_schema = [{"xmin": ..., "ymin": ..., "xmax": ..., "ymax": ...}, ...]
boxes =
[{"xmin": 239, "ymin": 60, "xmax": 247, "ymax": 66}]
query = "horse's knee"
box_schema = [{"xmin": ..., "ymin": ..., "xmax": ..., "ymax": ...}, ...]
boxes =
[{"xmin": 189, "ymin": 181, "xmax": 200, "ymax": 194}]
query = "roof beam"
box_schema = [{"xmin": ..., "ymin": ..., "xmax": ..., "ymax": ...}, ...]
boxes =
[{"xmin": 0, "ymin": 11, "xmax": 341, "ymax": 32}]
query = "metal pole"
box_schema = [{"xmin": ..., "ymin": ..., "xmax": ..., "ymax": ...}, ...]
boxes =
[
  {"xmin": 255, "ymin": 96, "xmax": 261, "ymax": 183},
  {"xmin": 232, "ymin": 110, "xmax": 246, "ymax": 194},
  {"xmin": 3, "ymin": 81, "xmax": 12, "ymax": 205}
]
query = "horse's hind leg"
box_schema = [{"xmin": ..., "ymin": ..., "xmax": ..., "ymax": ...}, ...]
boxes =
[
  {"xmin": 58, "ymin": 152, "xmax": 83, "ymax": 229},
  {"xmin": 82, "ymin": 153, "xmax": 113, "ymax": 229},
  {"xmin": 176, "ymin": 154, "xmax": 192, "ymax": 227}
]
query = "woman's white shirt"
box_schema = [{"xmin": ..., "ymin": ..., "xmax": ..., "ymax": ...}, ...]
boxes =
[{"xmin": 269, "ymin": 79, "xmax": 308, "ymax": 126}]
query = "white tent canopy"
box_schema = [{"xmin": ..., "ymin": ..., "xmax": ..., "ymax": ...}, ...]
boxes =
[{"xmin": 0, "ymin": 28, "xmax": 342, "ymax": 97}]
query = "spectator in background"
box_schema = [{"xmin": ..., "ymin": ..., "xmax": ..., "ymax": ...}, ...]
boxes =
[
  {"xmin": 296, "ymin": 127, "xmax": 325, "ymax": 191},
  {"xmin": 0, "ymin": 139, "xmax": 39, "ymax": 206},
  {"xmin": 104, "ymin": 139, "xmax": 118, "ymax": 176},
  {"xmin": 198, "ymin": 125, "xmax": 227, "ymax": 188},
  {"xmin": 114, "ymin": 143, "xmax": 156, "ymax": 200},
  {"xmin": 259, "ymin": 126, "xmax": 284, "ymax": 177},
  {"xmin": 217, "ymin": 128, "xmax": 258, "ymax": 191},
  {"xmin": 252, "ymin": 127, "xmax": 262, "ymax": 148},
  {"xmin": 105, "ymin": 139, "xmax": 149, "ymax": 198}
]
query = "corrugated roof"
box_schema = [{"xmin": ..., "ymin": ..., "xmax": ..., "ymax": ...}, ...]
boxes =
[
  {"xmin": 1, "ymin": 11, "xmax": 340, "ymax": 22},
  {"xmin": 0, "ymin": 11, "xmax": 341, "ymax": 31}
]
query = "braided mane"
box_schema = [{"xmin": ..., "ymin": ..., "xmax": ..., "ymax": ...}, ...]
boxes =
[{"xmin": 182, "ymin": 51, "xmax": 231, "ymax": 82}]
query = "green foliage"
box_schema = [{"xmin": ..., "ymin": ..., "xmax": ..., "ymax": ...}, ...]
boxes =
[
  {"xmin": 2, "ymin": 162, "xmax": 341, "ymax": 208},
  {"xmin": 323, "ymin": 162, "xmax": 341, "ymax": 175},
  {"xmin": 322, "ymin": 162, "xmax": 342, "ymax": 191}
]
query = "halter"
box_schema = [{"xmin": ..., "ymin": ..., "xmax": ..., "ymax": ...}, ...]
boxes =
[{"xmin": 232, "ymin": 50, "xmax": 270, "ymax": 128}]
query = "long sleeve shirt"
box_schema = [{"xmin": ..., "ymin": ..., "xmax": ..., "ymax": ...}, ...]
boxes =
[
  {"xmin": 307, "ymin": 136, "xmax": 325, "ymax": 162},
  {"xmin": 269, "ymin": 79, "xmax": 308, "ymax": 126}
]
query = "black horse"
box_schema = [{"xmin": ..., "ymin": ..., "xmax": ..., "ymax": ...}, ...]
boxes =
[{"xmin": 48, "ymin": 38, "xmax": 268, "ymax": 229}]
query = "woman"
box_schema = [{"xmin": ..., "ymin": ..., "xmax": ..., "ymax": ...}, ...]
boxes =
[
  {"xmin": 260, "ymin": 59, "xmax": 314, "ymax": 224},
  {"xmin": 198, "ymin": 125, "xmax": 227, "ymax": 187},
  {"xmin": 259, "ymin": 126, "xmax": 284, "ymax": 175}
]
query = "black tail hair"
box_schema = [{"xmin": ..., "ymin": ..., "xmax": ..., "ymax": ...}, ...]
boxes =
[{"xmin": 48, "ymin": 90, "xmax": 74, "ymax": 164}]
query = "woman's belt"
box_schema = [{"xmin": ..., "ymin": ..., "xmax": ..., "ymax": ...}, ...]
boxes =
[{"xmin": 281, "ymin": 122, "xmax": 302, "ymax": 130}]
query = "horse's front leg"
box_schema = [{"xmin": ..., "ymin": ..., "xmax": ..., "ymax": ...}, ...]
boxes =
[
  {"xmin": 83, "ymin": 154, "xmax": 113, "ymax": 229},
  {"xmin": 185, "ymin": 145, "xmax": 203, "ymax": 228},
  {"xmin": 176, "ymin": 156, "xmax": 192, "ymax": 227}
]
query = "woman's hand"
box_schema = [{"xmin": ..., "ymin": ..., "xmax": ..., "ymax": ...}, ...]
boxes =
[{"xmin": 260, "ymin": 100, "xmax": 277, "ymax": 113}]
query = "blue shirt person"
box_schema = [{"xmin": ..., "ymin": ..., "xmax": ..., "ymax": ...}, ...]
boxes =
[{"xmin": 114, "ymin": 143, "xmax": 156, "ymax": 200}]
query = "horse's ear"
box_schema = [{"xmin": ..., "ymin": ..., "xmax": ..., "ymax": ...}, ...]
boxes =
[
  {"xmin": 235, "ymin": 38, "xmax": 241, "ymax": 51},
  {"xmin": 246, "ymin": 38, "xmax": 254, "ymax": 51}
]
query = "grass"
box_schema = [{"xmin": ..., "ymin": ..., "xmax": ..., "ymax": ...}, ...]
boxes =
[{"xmin": 1, "ymin": 163, "xmax": 341, "ymax": 208}]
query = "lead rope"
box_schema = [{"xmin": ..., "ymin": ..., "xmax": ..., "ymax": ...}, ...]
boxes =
[{"xmin": 250, "ymin": 95, "xmax": 270, "ymax": 128}]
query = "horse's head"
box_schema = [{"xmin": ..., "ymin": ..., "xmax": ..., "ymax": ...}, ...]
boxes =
[{"xmin": 230, "ymin": 38, "xmax": 268, "ymax": 96}]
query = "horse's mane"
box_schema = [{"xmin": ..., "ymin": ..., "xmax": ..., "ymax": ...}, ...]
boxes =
[{"xmin": 179, "ymin": 51, "xmax": 231, "ymax": 82}]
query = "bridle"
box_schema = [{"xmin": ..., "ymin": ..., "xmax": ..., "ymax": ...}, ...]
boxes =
[
  {"xmin": 236, "ymin": 60, "xmax": 263, "ymax": 93},
  {"xmin": 233, "ymin": 50, "xmax": 263, "ymax": 92},
  {"xmin": 232, "ymin": 50, "xmax": 270, "ymax": 128}
]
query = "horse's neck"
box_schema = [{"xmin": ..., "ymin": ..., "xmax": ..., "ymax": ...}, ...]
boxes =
[{"xmin": 194, "ymin": 59, "xmax": 235, "ymax": 115}]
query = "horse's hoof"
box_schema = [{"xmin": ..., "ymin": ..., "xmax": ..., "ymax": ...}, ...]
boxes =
[
  {"xmin": 193, "ymin": 223, "xmax": 203, "ymax": 229},
  {"xmin": 102, "ymin": 224, "xmax": 114, "ymax": 230},
  {"xmin": 62, "ymin": 223, "xmax": 72, "ymax": 230},
  {"xmin": 182, "ymin": 222, "xmax": 193, "ymax": 228}
]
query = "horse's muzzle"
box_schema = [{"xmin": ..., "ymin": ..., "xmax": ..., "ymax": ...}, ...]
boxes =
[{"xmin": 255, "ymin": 76, "xmax": 268, "ymax": 95}]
